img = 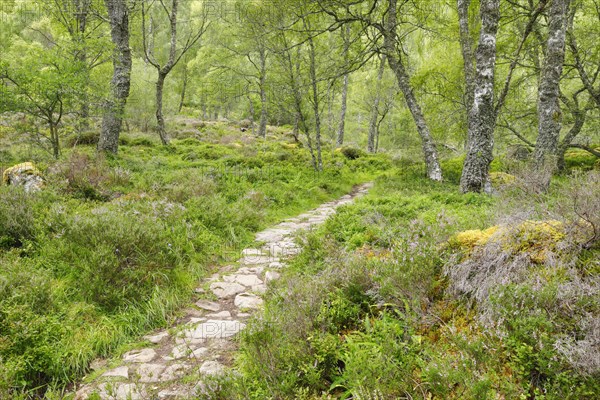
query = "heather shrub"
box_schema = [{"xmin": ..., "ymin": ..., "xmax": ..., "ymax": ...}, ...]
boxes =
[
  {"xmin": 0, "ymin": 186, "xmax": 36, "ymax": 248},
  {"xmin": 50, "ymin": 152, "xmax": 130, "ymax": 201}
]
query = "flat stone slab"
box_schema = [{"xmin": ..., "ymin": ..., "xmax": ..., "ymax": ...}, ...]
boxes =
[
  {"xmin": 183, "ymin": 319, "xmax": 246, "ymax": 340},
  {"xmin": 239, "ymin": 255, "xmax": 275, "ymax": 265},
  {"xmin": 123, "ymin": 348, "xmax": 156, "ymax": 363},
  {"xmin": 241, "ymin": 248, "xmax": 265, "ymax": 256},
  {"xmin": 210, "ymin": 281, "xmax": 245, "ymax": 298},
  {"xmin": 137, "ymin": 363, "xmax": 166, "ymax": 383},
  {"xmin": 236, "ymin": 266, "xmax": 264, "ymax": 275},
  {"xmin": 265, "ymin": 271, "xmax": 281, "ymax": 283},
  {"xmin": 102, "ymin": 366, "xmax": 129, "ymax": 379},
  {"xmin": 99, "ymin": 382, "xmax": 145, "ymax": 400},
  {"xmin": 168, "ymin": 344, "xmax": 209, "ymax": 361},
  {"xmin": 223, "ymin": 274, "xmax": 263, "ymax": 287},
  {"xmin": 160, "ymin": 363, "xmax": 190, "ymax": 381},
  {"xmin": 199, "ymin": 361, "xmax": 225, "ymax": 376},
  {"xmin": 144, "ymin": 331, "xmax": 169, "ymax": 344},
  {"xmin": 234, "ymin": 293, "xmax": 264, "ymax": 309},
  {"xmin": 207, "ymin": 310, "xmax": 231, "ymax": 318},
  {"xmin": 158, "ymin": 388, "xmax": 191, "ymax": 399},
  {"xmin": 251, "ymin": 284, "xmax": 267, "ymax": 294},
  {"xmin": 195, "ymin": 300, "xmax": 221, "ymax": 312}
]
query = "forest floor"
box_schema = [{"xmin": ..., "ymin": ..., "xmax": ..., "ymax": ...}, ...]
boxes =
[
  {"xmin": 0, "ymin": 120, "xmax": 598, "ymax": 399},
  {"xmin": 73, "ymin": 183, "xmax": 372, "ymax": 400}
]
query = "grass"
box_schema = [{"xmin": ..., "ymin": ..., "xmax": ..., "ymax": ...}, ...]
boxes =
[
  {"xmin": 0, "ymin": 123, "xmax": 387, "ymax": 397},
  {"xmin": 1, "ymin": 121, "xmax": 598, "ymax": 398},
  {"xmin": 203, "ymin": 158, "xmax": 600, "ymax": 400}
]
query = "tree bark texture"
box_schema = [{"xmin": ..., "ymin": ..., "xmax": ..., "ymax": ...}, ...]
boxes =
[
  {"xmin": 460, "ymin": 0, "xmax": 500, "ymax": 193},
  {"xmin": 534, "ymin": 0, "xmax": 570, "ymax": 168},
  {"xmin": 384, "ymin": 0, "xmax": 442, "ymax": 181},
  {"xmin": 98, "ymin": 0, "xmax": 132, "ymax": 153}
]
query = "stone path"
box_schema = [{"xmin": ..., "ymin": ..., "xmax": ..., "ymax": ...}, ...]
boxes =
[{"xmin": 74, "ymin": 183, "xmax": 372, "ymax": 400}]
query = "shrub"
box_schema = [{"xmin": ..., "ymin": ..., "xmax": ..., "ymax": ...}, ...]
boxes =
[
  {"xmin": 0, "ymin": 186, "xmax": 36, "ymax": 248},
  {"xmin": 43, "ymin": 204, "xmax": 190, "ymax": 311},
  {"xmin": 51, "ymin": 152, "xmax": 129, "ymax": 201},
  {"xmin": 339, "ymin": 146, "xmax": 365, "ymax": 160}
]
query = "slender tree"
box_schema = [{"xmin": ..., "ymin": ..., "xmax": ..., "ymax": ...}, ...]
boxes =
[
  {"xmin": 460, "ymin": 0, "xmax": 501, "ymax": 193},
  {"xmin": 457, "ymin": 0, "xmax": 476, "ymax": 132},
  {"xmin": 383, "ymin": 0, "xmax": 442, "ymax": 181},
  {"xmin": 534, "ymin": 0, "xmax": 571, "ymax": 171},
  {"xmin": 141, "ymin": 0, "xmax": 207, "ymax": 145},
  {"xmin": 368, "ymin": 54, "xmax": 386, "ymax": 153},
  {"xmin": 337, "ymin": 25, "xmax": 351, "ymax": 147},
  {"xmin": 98, "ymin": 0, "xmax": 132, "ymax": 153}
]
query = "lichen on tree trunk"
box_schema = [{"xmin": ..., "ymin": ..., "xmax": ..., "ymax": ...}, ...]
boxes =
[
  {"xmin": 534, "ymin": 0, "xmax": 571, "ymax": 173},
  {"xmin": 460, "ymin": 0, "xmax": 500, "ymax": 193},
  {"xmin": 98, "ymin": 0, "xmax": 131, "ymax": 154}
]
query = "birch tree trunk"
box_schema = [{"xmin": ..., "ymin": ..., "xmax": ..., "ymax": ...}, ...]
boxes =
[
  {"xmin": 98, "ymin": 0, "xmax": 132, "ymax": 153},
  {"xmin": 178, "ymin": 58, "xmax": 188, "ymax": 113},
  {"xmin": 258, "ymin": 48, "xmax": 268, "ymax": 138},
  {"xmin": 460, "ymin": 0, "xmax": 500, "ymax": 193},
  {"xmin": 384, "ymin": 0, "xmax": 442, "ymax": 181},
  {"xmin": 156, "ymin": 72, "xmax": 169, "ymax": 145},
  {"xmin": 337, "ymin": 26, "xmax": 351, "ymax": 147},
  {"xmin": 534, "ymin": 0, "xmax": 570, "ymax": 170},
  {"xmin": 337, "ymin": 73, "xmax": 348, "ymax": 146},
  {"xmin": 307, "ymin": 30, "xmax": 323, "ymax": 171},
  {"xmin": 368, "ymin": 54, "xmax": 386, "ymax": 153},
  {"xmin": 141, "ymin": 0, "xmax": 206, "ymax": 146},
  {"xmin": 457, "ymin": 0, "xmax": 475, "ymax": 132}
]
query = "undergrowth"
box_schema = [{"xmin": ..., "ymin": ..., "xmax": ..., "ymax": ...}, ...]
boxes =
[
  {"xmin": 0, "ymin": 124, "xmax": 385, "ymax": 398},
  {"xmin": 207, "ymin": 161, "xmax": 599, "ymax": 400}
]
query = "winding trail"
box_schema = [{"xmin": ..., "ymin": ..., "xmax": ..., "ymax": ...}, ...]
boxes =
[{"xmin": 74, "ymin": 183, "xmax": 372, "ymax": 399}]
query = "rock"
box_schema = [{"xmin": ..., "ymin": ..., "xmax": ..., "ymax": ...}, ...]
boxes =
[
  {"xmin": 158, "ymin": 388, "xmax": 191, "ymax": 399},
  {"xmin": 237, "ymin": 266, "xmax": 264, "ymax": 275},
  {"xmin": 241, "ymin": 248, "xmax": 264, "ymax": 256},
  {"xmin": 167, "ymin": 344, "xmax": 208, "ymax": 360},
  {"xmin": 136, "ymin": 363, "xmax": 166, "ymax": 383},
  {"xmin": 182, "ymin": 319, "xmax": 245, "ymax": 340},
  {"xmin": 2, "ymin": 162, "xmax": 44, "ymax": 193},
  {"xmin": 195, "ymin": 300, "xmax": 221, "ymax": 312},
  {"xmin": 207, "ymin": 310, "xmax": 231, "ymax": 319},
  {"xmin": 234, "ymin": 293, "xmax": 263, "ymax": 310},
  {"xmin": 264, "ymin": 271, "xmax": 280, "ymax": 284},
  {"xmin": 123, "ymin": 348, "xmax": 157, "ymax": 363},
  {"xmin": 240, "ymin": 255, "xmax": 274, "ymax": 265},
  {"xmin": 269, "ymin": 261, "xmax": 284, "ymax": 269},
  {"xmin": 266, "ymin": 243, "xmax": 299, "ymax": 257},
  {"xmin": 160, "ymin": 363, "xmax": 190, "ymax": 381},
  {"xmin": 210, "ymin": 281, "xmax": 245, "ymax": 298},
  {"xmin": 199, "ymin": 361, "xmax": 225, "ymax": 376},
  {"xmin": 102, "ymin": 366, "xmax": 129, "ymax": 379},
  {"xmin": 101, "ymin": 382, "xmax": 145, "ymax": 399},
  {"xmin": 223, "ymin": 274, "xmax": 263, "ymax": 287},
  {"xmin": 251, "ymin": 284, "xmax": 267, "ymax": 294},
  {"xmin": 144, "ymin": 331, "xmax": 169, "ymax": 344}
]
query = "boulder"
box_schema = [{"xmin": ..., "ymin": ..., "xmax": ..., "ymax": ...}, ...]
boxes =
[{"xmin": 2, "ymin": 162, "xmax": 44, "ymax": 192}]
